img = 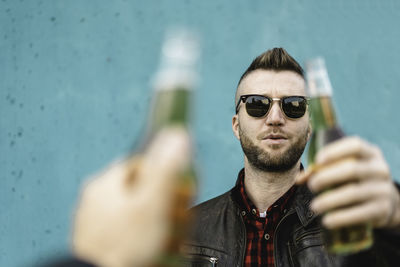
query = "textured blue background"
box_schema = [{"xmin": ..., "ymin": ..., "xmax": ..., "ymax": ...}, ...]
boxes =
[{"xmin": 1, "ymin": 0, "xmax": 400, "ymax": 266}]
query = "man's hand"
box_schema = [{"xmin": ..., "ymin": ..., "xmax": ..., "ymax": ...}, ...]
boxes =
[
  {"xmin": 297, "ymin": 136, "xmax": 400, "ymax": 230},
  {"xmin": 72, "ymin": 127, "xmax": 191, "ymax": 267}
]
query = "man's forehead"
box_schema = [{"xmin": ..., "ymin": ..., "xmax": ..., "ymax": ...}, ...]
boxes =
[{"xmin": 237, "ymin": 69, "xmax": 306, "ymax": 97}]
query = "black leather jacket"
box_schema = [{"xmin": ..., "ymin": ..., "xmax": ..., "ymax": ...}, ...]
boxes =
[{"xmin": 183, "ymin": 174, "xmax": 400, "ymax": 267}]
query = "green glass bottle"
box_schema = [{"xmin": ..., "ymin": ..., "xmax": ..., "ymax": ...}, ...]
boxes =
[
  {"xmin": 306, "ymin": 58, "xmax": 373, "ymax": 255},
  {"xmin": 145, "ymin": 28, "xmax": 200, "ymax": 266}
]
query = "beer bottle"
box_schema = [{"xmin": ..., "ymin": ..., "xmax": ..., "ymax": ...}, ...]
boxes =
[
  {"xmin": 144, "ymin": 28, "xmax": 200, "ymax": 266},
  {"xmin": 305, "ymin": 57, "xmax": 373, "ymax": 254}
]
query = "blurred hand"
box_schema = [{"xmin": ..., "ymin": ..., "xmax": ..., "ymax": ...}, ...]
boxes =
[
  {"xmin": 72, "ymin": 127, "xmax": 191, "ymax": 267},
  {"xmin": 297, "ymin": 136, "xmax": 400, "ymax": 230}
]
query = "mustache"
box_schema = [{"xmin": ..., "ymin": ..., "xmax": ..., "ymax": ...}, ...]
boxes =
[{"xmin": 256, "ymin": 130, "xmax": 289, "ymax": 140}]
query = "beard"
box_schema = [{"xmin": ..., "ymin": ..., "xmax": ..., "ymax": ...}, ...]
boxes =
[{"xmin": 239, "ymin": 126, "xmax": 309, "ymax": 172}]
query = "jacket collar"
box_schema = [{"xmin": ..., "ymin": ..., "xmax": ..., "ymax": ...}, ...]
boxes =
[{"xmin": 291, "ymin": 183, "xmax": 318, "ymax": 227}]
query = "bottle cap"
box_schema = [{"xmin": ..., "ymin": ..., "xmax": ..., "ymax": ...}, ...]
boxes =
[
  {"xmin": 305, "ymin": 57, "xmax": 333, "ymax": 97},
  {"xmin": 153, "ymin": 27, "xmax": 201, "ymax": 91}
]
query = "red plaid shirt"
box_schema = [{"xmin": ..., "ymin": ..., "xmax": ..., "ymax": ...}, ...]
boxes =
[{"xmin": 237, "ymin": 170, "xmax": 296, "ymax": 267}]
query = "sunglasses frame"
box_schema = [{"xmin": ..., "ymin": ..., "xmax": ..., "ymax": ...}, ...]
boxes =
[{"xmin": 235, "ymin": 94, "xmax": 309, "ymax": 119}]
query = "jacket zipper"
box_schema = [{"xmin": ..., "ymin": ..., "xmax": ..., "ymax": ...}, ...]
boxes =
[
  {"xmin": 185, "ymin": 254, "xmax": 219, "ymax": 266},
  {"xmin": 209, "ymin": 257, "xmax": 219, "ymax": 266},
  {"xmin": 273, "ymin": 209, "xmax": 296, "ymax": 267}
]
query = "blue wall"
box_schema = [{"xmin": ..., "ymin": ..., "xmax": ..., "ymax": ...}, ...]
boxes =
[{"xmin": 1, "ymin": 0, "xmax": 400, "ymax": 266}]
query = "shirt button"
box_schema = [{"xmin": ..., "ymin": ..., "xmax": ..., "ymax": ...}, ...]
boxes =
[
  {"xmin": 252, "ymin": 208, "xmax": 257, "ymax": 215},
  {"xmin": 264, "ymin": 233, "xmax": 270, "ymax": 240},
  {"xmin": 307, "ymin": 211, "xmax": 314, "ymax": 218},
  {"xmin": 241, "ymin": 211, "xmax": 246, "ymax": 216},
  {"xmin": 283, "ymin": 209, "xmax": 287, "ymax": 214}
]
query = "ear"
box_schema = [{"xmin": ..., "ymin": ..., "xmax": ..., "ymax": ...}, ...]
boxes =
[
  {"xmin": 306, "ymin": 122, "xmax": 312, "ymax": 141},
  {"xmin": 232, "ymin": 115, "xmax": 240, "ymax": 140}
]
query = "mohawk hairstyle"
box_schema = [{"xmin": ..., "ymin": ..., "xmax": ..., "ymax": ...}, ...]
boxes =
[{"xmin": 238, "ymin": 48, "xmax": 304, "ymax": 86}]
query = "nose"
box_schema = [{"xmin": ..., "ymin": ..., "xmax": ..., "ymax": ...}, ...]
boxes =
[{"xmin": 265, "ymin": 102, "xmax": 285, "ymax": 126}]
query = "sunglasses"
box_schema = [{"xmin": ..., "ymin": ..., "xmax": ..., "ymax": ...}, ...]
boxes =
[{"xmin": 235, "ymin": 95, "xmax": 309, "ymax": 119}]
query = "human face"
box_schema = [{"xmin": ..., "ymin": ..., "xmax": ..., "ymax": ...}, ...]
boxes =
[{"xmin": 232, "ymin": 70, "xmax": 311, "ymax": 172}]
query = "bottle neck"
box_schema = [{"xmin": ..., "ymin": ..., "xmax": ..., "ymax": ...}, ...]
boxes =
[
  {"xmin": 309, "ymin": 96, "xmax": 338, "ymax": 131},
  {"xmin": 147, "ymin": 87, "xmax": 190, "ymax": 135}
]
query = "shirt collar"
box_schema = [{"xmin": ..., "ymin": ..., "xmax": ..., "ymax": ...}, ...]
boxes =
[{"xmin": 233, "ymin": 168, "xmax": 297, "ymax": 221}]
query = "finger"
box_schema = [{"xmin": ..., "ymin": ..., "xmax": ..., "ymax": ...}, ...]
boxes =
[
  {"xmin": 125, "ymin": 156, "xmax": 144, "ymax": 187},
  {"xmin": 311, "ymin": 180, "xmax": 392, "ymax": 214},
  {"xmin": 315, "ymin": 136, "xmax": 378, "ymax": 165},
  {"xmin": 308, "ymin": 157, "xmax": 390, "ymax": 193},
  {"xmin": 296, "ymin": 164, "xmax": 323, "ymax": 184},
  {"xmin": 322, "ymin": 199, "xmax": 389, "ymax": 229},
  {"xmin": 80, "ymin": 159, "xmax": 128, "ymax": 201},
  {"xmin": 135, "ymin": 126, "xmax": 192, "ymax": 193}
]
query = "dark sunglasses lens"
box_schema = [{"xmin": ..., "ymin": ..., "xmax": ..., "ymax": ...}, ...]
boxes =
[
  {"xmin": 245, "ymin": 96, "xmax": 271, "ymax": 117},
  {"xmin": 282, "ymin": 96, "xmax": 307, "ymax": 118}
]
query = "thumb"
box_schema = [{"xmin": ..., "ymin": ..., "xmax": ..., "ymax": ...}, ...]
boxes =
[{"xmin": 130, "ymin": 126, "xmax": 192, "ymax": 196}]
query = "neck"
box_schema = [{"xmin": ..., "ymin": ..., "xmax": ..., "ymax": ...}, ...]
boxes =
[{"xmin": 243, "ymin": 158, "xmax": 300, "ymax": 212}]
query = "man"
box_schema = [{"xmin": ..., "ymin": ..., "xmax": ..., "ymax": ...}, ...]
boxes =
[
  {"xmin": 46, "ymin": 48, "xmax": 399, "ymax": 267},
  {"xmin": 184, "ymin": 48, "xmax": 400, "ymax": 266}
]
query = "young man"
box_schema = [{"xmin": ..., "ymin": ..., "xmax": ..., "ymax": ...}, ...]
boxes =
[
  {"xmin": 184, "ymin": 48, "xmax": 400, "ymax": 267},
  {"xmin": 46, "ymin": 48, "xmax": 400, "ymax": 267}
]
